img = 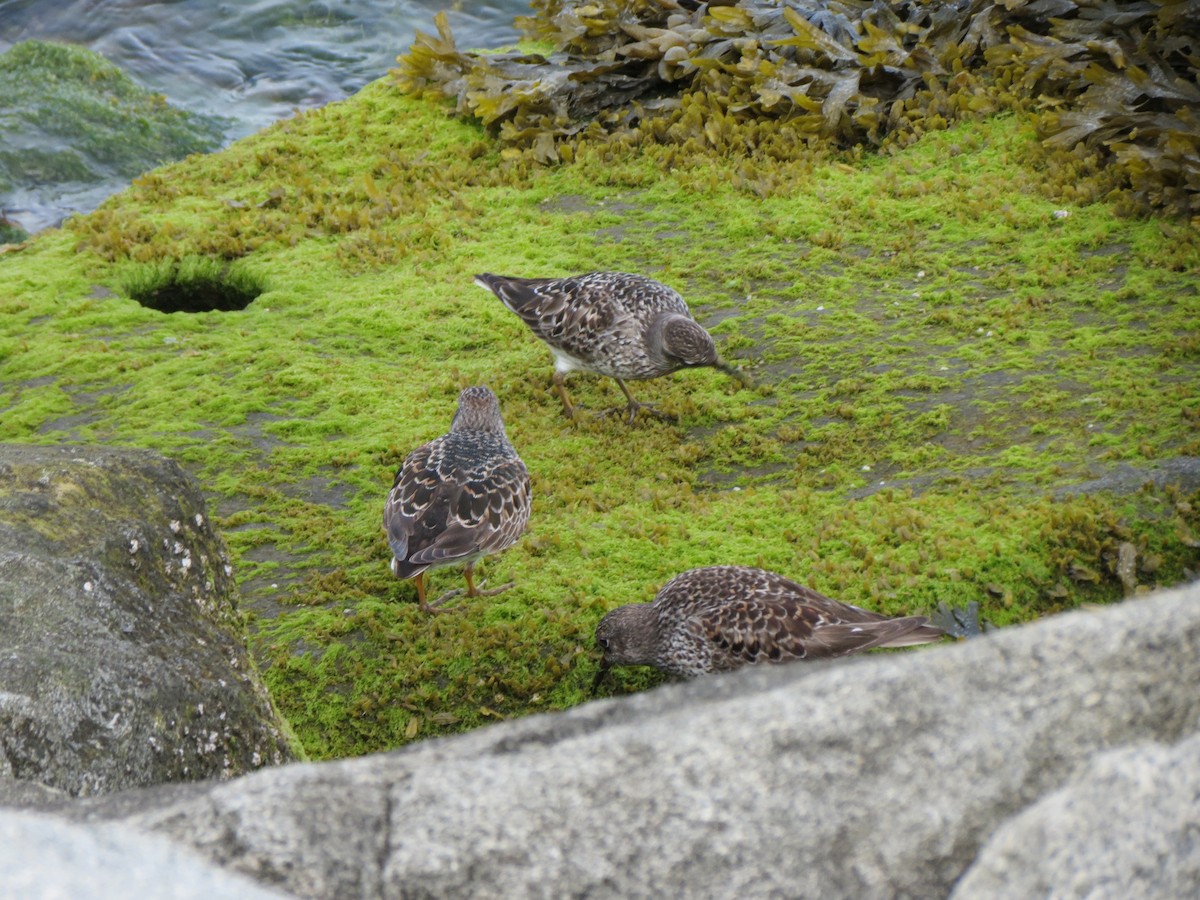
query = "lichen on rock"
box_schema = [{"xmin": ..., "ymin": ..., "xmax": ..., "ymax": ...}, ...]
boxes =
[{"xmin": 0, "ymin": 444, "xmax": 298, "ymax": 799}]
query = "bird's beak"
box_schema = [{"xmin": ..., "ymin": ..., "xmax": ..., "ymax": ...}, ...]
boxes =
[
  {"xmin": 591, "ymin": 660, "xmax": 611, "ymax": 695},
  {"xmin": 715, "ymin": 359, "xmax": 753, "ymax": 388}
]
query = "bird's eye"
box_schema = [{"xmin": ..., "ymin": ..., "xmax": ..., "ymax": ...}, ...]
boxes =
[{"xmin": 598, "ymin": 637, "xmax": 610, "ymax": 650}]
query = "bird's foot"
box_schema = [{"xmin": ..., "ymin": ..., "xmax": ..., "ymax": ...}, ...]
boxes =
[
  {"xmin": 931, "ymin": 600, "xmax": 995, "ymax": 638},
  {"xmin": 421, "ymin": 589, "xmax": 469, "ymax": 614},
  {"xmin": 422, "ymin": 580, "xmax": 516, "ymax": 611},
  {"xmin": 599, "ymin": 401, "xmax": 676, "ymax": 426},
  {"xmin": 472, "ymin": 579, "xmax": 516, "ymax": 598}
]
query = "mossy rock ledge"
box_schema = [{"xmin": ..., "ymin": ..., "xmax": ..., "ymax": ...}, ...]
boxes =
[
  {"xmin": 0, "ymin": 40, "xmax": 227, "ymax": 236},
  {"xmin": 0, "ymin": 7, "xmax": 1197, "ymax": 761}
]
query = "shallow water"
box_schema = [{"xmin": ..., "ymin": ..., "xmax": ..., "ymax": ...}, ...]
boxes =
[{"xmin": 0, "ymin": 0, "xmax": 525, "ymax": 232}]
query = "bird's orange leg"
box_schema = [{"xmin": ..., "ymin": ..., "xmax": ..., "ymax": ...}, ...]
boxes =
[
  {"xmin": 610, "ymin": 378, "xmax": 674, "ymax": 426},
  {"xmin": 416, "ymin": 572, "xmax": 463, "ymax": 615},
  {"xmin": 464, "ymin": 563, "xmax": 516, "ymax": 599},
  {"xmin": 553, "ymin": 372, "xmax": 577, "ymax": 419}
]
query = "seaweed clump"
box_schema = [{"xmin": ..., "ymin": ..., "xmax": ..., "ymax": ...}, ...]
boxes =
[{"xmin": 395, "ymin": 0, "xmax": 1200, "ymax": 217}]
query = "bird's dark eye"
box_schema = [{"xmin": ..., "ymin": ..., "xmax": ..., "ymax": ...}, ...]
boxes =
[{"xmin": 598, "ymin": 637, "xmax": 610, "ymax": 650}]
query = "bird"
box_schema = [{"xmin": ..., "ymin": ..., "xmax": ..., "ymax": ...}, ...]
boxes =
[
  {"xmin": 474, "ymin": 271, "xmax": 746, "ymax": 424},
  {"xmin": 593, "ymin": 565, "xmax": 945, "ymax": 683},
  {"xmin": 383, "ymin": 386, "xmax": 531, "ymax": 613}
]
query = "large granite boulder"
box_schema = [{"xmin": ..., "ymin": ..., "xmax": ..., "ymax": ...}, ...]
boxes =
[
  {"xmin": 37, "ymin": 578, "xmax": 1195, "ymax": 899},
  {"xmin": 0, "ymin": 444, "xmax": 296, "ymax": 800},
  {"xmin": 954, "ymin": 732, "xmax": 1200, "ymax": 898},
  {"xmin": 0, "ymin": 808, "xmax": 287, "ymax": 899}
]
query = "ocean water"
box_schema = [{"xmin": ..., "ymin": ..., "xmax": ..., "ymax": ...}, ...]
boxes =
[{"xmin": 0, "ymin": 0, "xmax": 526, "ymax": 232}]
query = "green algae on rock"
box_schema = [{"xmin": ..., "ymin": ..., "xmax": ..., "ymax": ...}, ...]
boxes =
[
  {"xmin": 396, "ymin": 0, "xmax": 1200, "ymax": 218},
  {"xmin": 0, "ymin": 214, "xmax": 26, "ymax": 245},
  {"xmin": 0, "ymin": 40, "xmax": 228, "ymax": 226}
]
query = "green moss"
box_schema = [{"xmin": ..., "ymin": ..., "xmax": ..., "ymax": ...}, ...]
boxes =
[{"xmin": 2, "ymin": 75, "xmax": 1198, "ymax": 760}]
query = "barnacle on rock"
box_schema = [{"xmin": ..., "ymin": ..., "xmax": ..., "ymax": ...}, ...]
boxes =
[{"xmin": 394, "ymin": 0, "xmax": 1200, "ymax": 217}]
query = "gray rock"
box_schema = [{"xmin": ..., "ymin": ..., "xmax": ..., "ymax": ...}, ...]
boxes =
[
  {"xmin": 56, "ymin": 580, "xmax": 1198, "ymax": 899},
  {"xmin": 954, "ymin": 733, "xmax": 1200, "ymax": 900},
  {"xmin": 0, "ymin": 777, "xmax": 67, "ymax": 810},
  {"xmin": 1056, "ymin": 455, "xmax": 1200, "ymax": 497},
  {"xmin": 0, "ymin": 809, "xmax": 291, "ymax": 899},
  {"xmin": 0, "ymin": 444, "xmax": 296, "ymax": 799}
]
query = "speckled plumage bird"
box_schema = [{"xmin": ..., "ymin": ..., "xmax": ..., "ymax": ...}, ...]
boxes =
[
  {"xmin": 594, "ymin": 565, "xmax": 945, "ymax": 682},
  {"xmin": 474, "ymin": 271, "xmax": 744, "ymax": 424},
  {"xmin": 383, "ymin": 386, "xmax": 531, "ymax": 613}
]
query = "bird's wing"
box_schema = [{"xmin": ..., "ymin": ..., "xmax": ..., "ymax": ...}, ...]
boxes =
[
  {"xmin": 383, "ymin": 441, "xmax": 441, "ymax": 565},
  {"xmin": 692, "ymin": 597, "xmax": 820, "ymax": 668},
  {"xmin": 685, "ymin": 568, "xmax": 942, "ymax": 664},
  {"xmin": 405, "ymin": 454, "xmax": 531, "ymax": 566},
  {"xmin": 478, "ymin": 273, "xmax": 687, "ymax": 361}
]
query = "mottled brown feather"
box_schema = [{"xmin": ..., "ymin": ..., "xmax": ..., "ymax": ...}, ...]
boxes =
[
  {"xmin": 383, "ymin": 387, "xmax": 531, "ymax": 588},
  {"xmin": 596, "ymin": 565, "xmax": 945, "ymax": 678},
  {"xmin": 474, "ymin": 271, "xmax": 719, "ymax": 383}
]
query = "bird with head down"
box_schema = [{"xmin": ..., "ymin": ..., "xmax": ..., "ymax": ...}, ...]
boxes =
[
  {"xmin": 594, "ymin": 565, "xmax": 945, "ymax": 686},
  {"xmin": 475, "ymin": 271, "xmax": 748, "ymax": 424}
]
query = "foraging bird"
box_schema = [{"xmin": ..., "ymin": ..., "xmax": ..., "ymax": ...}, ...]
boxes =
[
  {"xmin": 474, "ymin": 271, "xmax": 745, "ymax": 424},
  {"xmin": 383, "ymin": 386, "xmax": 531, "ymax": 613},
  {"xmin": 594, "ymin": 565, "xmax": 945, "ymax": 683}
]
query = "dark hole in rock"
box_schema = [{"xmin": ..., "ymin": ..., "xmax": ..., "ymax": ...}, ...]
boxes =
[
  {"xmin": 135, "ymin": 277, "xmax": 259, "ymax": 313},
  {"xmin": 123, "ymin": 259, "xmax": 264, "ymax": 314}
]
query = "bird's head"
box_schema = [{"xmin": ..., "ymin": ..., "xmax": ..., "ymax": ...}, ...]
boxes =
[
  {"xmin": 656, "ymin": 314, "xmax": 752, "ymax": 387},
  {"xmin": 451, "ymin": 385, "xmax": 507, "ymax": 434},
  {"xmin": 658, "ymin": 314, "xmax": 718, "ymax": 369},
  {"xmin": 593, "ymin": 603, "xmax": 660, "ymax": 669}
]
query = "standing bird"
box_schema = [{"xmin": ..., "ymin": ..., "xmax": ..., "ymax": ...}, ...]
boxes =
[
  {"xmin": 383, "ymin": 386, "xmax": 531, "ymax": 613},
  {"xmin": 474, "ymin": 271, "xmax": 745, "ymax": 424},
  {"xmin": 594, "ymin": 565, "xmax": 945, "ymax": 683}
]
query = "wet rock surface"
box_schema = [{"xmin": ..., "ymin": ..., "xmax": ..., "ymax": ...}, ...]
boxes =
[{"xmin": 0, "ymin": 444, "xmax": 296, "ymax": 800}]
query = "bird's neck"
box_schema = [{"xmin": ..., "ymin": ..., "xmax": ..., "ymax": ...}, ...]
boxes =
[
  {"xmin": 644, "ymin": 312, "xmax": 681, "ymax": 368},
  {"xmin": 625, "ymin": 605, "xmax": 666, "ymax": 666}
]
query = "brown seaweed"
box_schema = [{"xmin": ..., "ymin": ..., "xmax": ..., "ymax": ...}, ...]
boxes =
[{"xmin": 394, "ymin": 0, "xmax": 1200, "ymax": 218}]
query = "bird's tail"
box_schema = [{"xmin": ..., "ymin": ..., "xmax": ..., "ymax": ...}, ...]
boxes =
[
  {"xmin": 871, "ymin": 616, "xmax": 946, "ymax": 649},
  {"xmin": 816, "ymin": 616, "xmax": 945, "ymax": 656}
]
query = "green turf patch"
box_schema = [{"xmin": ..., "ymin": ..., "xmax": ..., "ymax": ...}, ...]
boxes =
[{"xmin": 2, "ymin": 78, "xmax": 1197, "ymax": 759}]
